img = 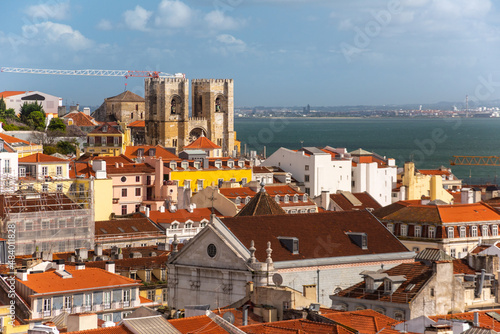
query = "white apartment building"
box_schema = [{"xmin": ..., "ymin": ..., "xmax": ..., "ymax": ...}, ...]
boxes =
[
  {"xmin": 263, "ymin": 147, "xmax": 351, "ymax": 197},
  {"xmin": 350, "ymin": 148, "xmax": 397, "ymax": 207}
]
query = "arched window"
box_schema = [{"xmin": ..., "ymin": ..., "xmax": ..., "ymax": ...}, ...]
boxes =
[
  {"xmin": 215, "ymin": 97, "xmax": 222, "ymax": 112},
  {"xmin": 284, "ymin": 195, "xmax": 289, "ymax": 203},
  {"xmin": 235, "ymin": 197, "xmax": 241, "ymax": 205},
  {"xmin": 275, "ymin": 195, "xmax": 280, "ymax": 203},
  {"xmin": 245, "ymin": 196, "xmax": 251, "ymax": 204}
]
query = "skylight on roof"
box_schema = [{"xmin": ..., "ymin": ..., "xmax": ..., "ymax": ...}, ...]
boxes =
[
  {"xmin": 100, "ymin": 228, "xmax": 108, "ymax": 234},
  {"xmin": 117, "ymin": 227, "xmax": 125, "ymax": 233},
  {"xmin": 131, "ymin": 226, "xmax": 139, "ymax": 232},
  {"xmin": 404, "ymin": 283, "xmax": 415, "ymax": 292}
]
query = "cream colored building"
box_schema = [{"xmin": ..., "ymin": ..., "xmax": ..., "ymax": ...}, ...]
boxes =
[{"xmin": 401, "ymin": 162, "xmax": 454, "ymax": 203}]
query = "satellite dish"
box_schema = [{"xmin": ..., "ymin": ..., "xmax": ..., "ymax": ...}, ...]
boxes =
[
  {"xmin": 222, "ymin": 311, "xmax": 235, "ymax": 324},
  {"xmin": 272, "ymin": 273, "xmax": 283, "ymax": 287}
]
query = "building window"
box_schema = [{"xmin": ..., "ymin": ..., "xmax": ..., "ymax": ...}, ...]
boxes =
[
  {"xmin": 103, "ymin": 314, "xmax": 112, "ymax": 322},
  {"xmin": 114, "ymin": 137, "xmax": 120, "ymax": 146},
  {"xmin": 56, "ymin": 166, "xmax": 62, "ymax": 176},
  {"xmin": 450, "ymin": 248, "xmax": 456, "ymax": 258},
  {"xmin": 460, "ymin": 226, "xmax": 466, "ymax": 238},
  {"xmin": 400, "ymin": 224, "xmax": 407, "ymax": 237},
  {"xmin": 493, "ymin": 225, "xmax": 498, "ymax": 236},
  {"xmin": 471, "ymin": 226, "xmax": 478, "ymax": 237},
  {"xmin": 394, "ymin": 312, "xmax": 404, "ymax": 321},
  {"xmin": 305, "ymin": 165, "xmax": 309, "ymax": 171},
  {"xmin": 25, "ymin": 221, "xmax": 33, "ymax": 231},
  {"xmin": 42, "ymin": 184, "xmax": 48, "ymax": 192},
  {"xmin": 384, "ymin": 280, "xmax": 392, "ymax": 293},
  {"xmin": 147, "ymin": 290, "xmax": 155, "ymax": 301},
  {"xmin": 121, "ymin": 205, "xmax": 127, "ymax": 215},
  {"xmin": 235, "ymin": 197, "xmax": 241, "ymax": 205},
  {"xmin": 184, "ymin": 180, "xmax": 191, "ymax": 189},
  {"xmin": 145, "ymin": 270, "xmax": 151, "ymax": 282},
  {"xmin": 414, "ymin": 225, "xmax": 421, "ymax": 237},
  {"xmin": 135, "ymin": 188, "xmax": 141, "ymax": 196},
  {"xmin": 428, "ymin": 226, "xmax": 436, "ymax": 238},
  {"xmin": 163, "ymin": 288, "xmax": 168, "ymax": 302},
  {"xmin": 42, "ymin": 166, "xmax": 48, "ymax": 176},
  {"xmin": 136, "ymin": 176, "xmax": 140, "ymax": 182},
  {"xmin": 43, "ymin": 298, "xmax": 51, "ymax": 316},
  {"xmin": 122, "ymin": 188, "xmax": 127, "ymax": 197},
  {"xmin": 123, "ymin": 290, "xmax": 130, "ymax": 307},
  {"xmin": 41, "ymin": 220, "xmax": 50, "ymax": 230},
  {"xmin": 83, "ymin": 294, "xmax": 92, "ymax": 310},
  {"xmin": 19, "ymin": 167, "xmax": 26, "ymax": 177},
  {"xmin": 447, "ymin": 226, "xmax": 454, "ymax": 238},
  {"xmin": 304, "ymin": 175, "xmax": 310, "ymax": 182},
  {"xmin": 103, "ymin": 291, "xmax": 111, "ymax": 309},
  {"xmin": 275, "ymin": 195, "xmax": 280, "ymax": 203},
  {"xmin": 304, "ymin": 188, "xmax": 310, "ymax": 195},
  {"xmin": 387, "ymin": 223, "xmax": 394, "ymax": 233},
  {"xmin": 197, "ymin": 179, "xmax": 204, "ymax": 192},
  {"xmin": 64, "ymin": 296, "xmax": 72, "ymax": 311},
  {"xmin": 56, "ymin": 184, "xmax": 63, "ymax": 192},
  {"xmin": 241, "ymin": 178, "xmax": 247, "ymax": 185},
  {"xmin": 482, "ymin": 225, "xmax": 489, "ymax": 237}
]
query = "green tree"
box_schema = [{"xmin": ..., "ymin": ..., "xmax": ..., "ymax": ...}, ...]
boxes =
[
  {"xmin": 56, "ymin": 141, "xmax": 76, "ymax": 155},
  {"xmin": 19, "ymin": 101, "xmax": 46, "ymax": 129},
  {"xmin": 43, "ymin": 146, "xmax": 57, "ymax": 155},
  {"xmin": 48, "ymin": 118, "xmax": 66, "ymax": 132},
  {"xmin": 0, "ymin": 97, "xmax": 6, "ymax": 112}
]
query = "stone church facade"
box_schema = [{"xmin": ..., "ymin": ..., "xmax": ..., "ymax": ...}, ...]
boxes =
[{"xmin": 144, "ymin": 78, "xmax": 236, "ymax": 155}]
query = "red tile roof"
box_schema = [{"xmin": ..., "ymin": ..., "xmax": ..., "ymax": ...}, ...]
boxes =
[
  {"xmin": 124, "ymin": 145, "xmax": 179, "ymax": 161},
  {"xmin": 169, "ymin": 315, "xmax": 228, "ymax": 334},
  {"xmin": 106, "ymin": 162, "xmax": 155, "ymax": 175},
  {"xmin": 19, "ymin": 153, "xmax": 69, "ymax": 163},
  {"xmin": 0, "ymin": 132, "xmax": 32, "ymax": 145},
  {"xmin": 330, "ymin": 192, "xmax": 382, "ymax": 211},
  {"xmin": 241, "ymin": 319, "xmax": 346, "ymax": 334},
  {"xmin": 252, "ymin": 166, "xmax": 272, "ymax": 174},
  {"xmin": 222, "ymin": 211, "xmax": 409, "ymax": 262},
  {"xmin": 335, "ymin": 262, "xmax": 435, "ymax": 304},
  {"xmin": 62, "ymin": 111, "xmax": 97, "ymax": 127},
  {"xmin": 18, "ymin": 266, "xmax": 139, "ymax": 295},
  {"xmin": 234, "ymin": 188, "xmax": 287, "ymax": 216},
  {"xmin": 374, "ymin": 201, "xmax": 500, "ymax": 224},
  {"xmin": 89, "ymin": 122, "xmax": 122, "ymax": 134},
  {"xmin": 76, "ymin": 154, "xmax": 134, "ymax": 164},
  {"xmin": 418, "ymin": 169, "xmax": 451, "ymax": 176},
  {"xmin": 321, "ymin": 309, "xmax": 399, "ymax": 334},
  {"xmin": 452, "ymin": 258, "xmax": 476, "ymax": 275},
  {"xmin": 184, "ymin": 135, "xmax": 221, "ymax": 149},
  {"xmin": 0, "ymin": 91, "xmax": 30, "ymax": 98},
  {"xmin": 69, "ymin": 162, "xmax": 96, "ymax": 178},
  {"xmin": 127, "ymin": 120, "xmax": 145, "ymax": 128},
  {"xmin": 429, "ymin": 310, "xmax": 500, "ymax": 331},
  {"xmin": 95, "ymin": 217, "xmax": 163, "ymax": 237}
]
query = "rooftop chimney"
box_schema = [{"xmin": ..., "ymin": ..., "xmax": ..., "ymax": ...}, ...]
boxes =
[
  {"xmin": 67, "ymin": 313, "xmax": 97, "ymax": 332},
  {"xmin": 75, "ymin": 262, "xmax": 85, "ymax": 270},
  {"xmin": 17, "ymin": 269, "xmax": 28, "ymax": 281},
  {"xmin": 53, "ymin": 259, "xmax": 65, "ymax": 271},
  {"xmin": 105, "ymin": 261, "xmax": 115, "ymax": 274}
]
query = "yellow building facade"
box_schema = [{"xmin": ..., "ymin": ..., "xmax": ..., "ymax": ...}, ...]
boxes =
[
  {"xmin": 170, "ymin": 166, "xmax": 252, "ymax": 193},
  {"xmin": 0, "ymin": 305, "xmax": 29, "ymax": 334},
  {"xmin": 402, "ymin": 162, "xmax": 454, "ymax": 203},
  {"xmin": 85, "ymin": 122, "xmax": 131, "ymax": 157}
]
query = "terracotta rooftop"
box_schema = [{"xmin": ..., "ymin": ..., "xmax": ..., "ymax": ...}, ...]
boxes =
[
  {"xmin": 19, "ymin": 153, "xmax": 69, "ymax": 163},
  {"xmin": 169, "ymin": 315, "xmax": 227, "ymax": 334},
  {"xmin": 105, "ymin": 90, "xmax": 144, "ymax": 103},
  {"xmin": 222, "ymin": 210, "xmax": 409, "ymax": 262},
  {"xmin": 234, "ymin": 186, "xmax": 287, "ymax": 217},
  {"xmin": 335, "ymin": 262, "xmax": 435, "ymax": 304},
  {"xmin": 89, "ymin": 122, "xmax": 122, "ymax": 134},
  {"xmin": 320, "ymin": 309, "xmax": 400, "ymax": 334},
  {"xmin": 240, "ymin": 319, "xmax": 346, "ymax": 334},
  {"xmin": 330, "ymin": 192, "xmax": 382, "ymax": 211},
  {"xmin": 18, "ymin": 266, "xmax": 139, "ymax": 295},
  {"xmin": 418, "ymin": 169, "xmax": 451, "ymax": 176},
  {"xmin": 429, "ymin": 310, "xmax": 500, "ymax": 331},
  {"xmin": 95, "ymin": 217, "xmax": 163, "ymax": 237},
  {"xmin": 0, "ymin": 132, "xmax": 33, "ymax": 145},
  {"xmin": 374, "ymin": 201, "xmax": 500, "ymax": 224},
  {"xmin": 106, "ymin": 162, "xmax": 155, "ymax": 175},
  {"xmin": 452, "ymin": 258, "xmax": 477, "ymax": 275},
  {"xmin": 184, "ymin": 135, "xmax": 221, "ymax": 150},
  {"xmin": 0, "ymin": 91, "xmax": 31, "ymax": 98},
  {"xmin": 62, "ymin": 111, "xmax": 97, "ymax": 127},
  {"xmin": 82, "ymin": 253, "xmax": 170, "ymax": 272},
  {"xmin": 147, "ymin": 208, "xmax": 218, "ymax": 225},
  {"xmin": 127, "ymin": 120, "xmax": 145, "ymax": 128},
  {"xmin": 124, "ymin": 145, "xmax": 179, "ymax": 161},
  {"xmin": 252, "ymin": 166, "xmax": 272, "ymax": 174},
  {"xmin": 68, "ymin": 162, "xmax": 96, "ymax": 178}
]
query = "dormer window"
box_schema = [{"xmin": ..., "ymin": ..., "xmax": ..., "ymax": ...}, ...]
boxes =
[
  {"xmin": 347, "ymin": 232, "xmax": 368, "ymax": 250},
  {"xmin": 275, "ymin": 195, "xmax": 280, "ymax": 203},
  {"xmin": 103, "ymin": 125, "xmax": 108, "ymax": 132},
  {"xmin": 284, "ymin": 195, "xmax": 289, "ymax": 203},
  {"xmin": 384, "ymin": 279, "xmax": 392, "ymax": 293},
  {"xmin": 238, "ymin": 160, "xmax": 245, "ymax": 168},
  {"xmin": 181, "ymin": 161, "xmax": 189, "ymax": 169},
  {"xmin": 245, "ymin": 196, "xmax": 251, "ymax": 204},
  {"xmin": 169, "ymin": 161, "xmax": 177, "ymax": 170},
  {"xmin": 227, "ymin": 160, "xmax": 234, "ymax": 168},
  {"xmin": 302, "ymin": 194, "xmax": 308, "ymax": 202},
  {"xmin": 194, "ymin": 161, "xmax": 201, "ymax": 170},
  {"xmin": 235, "ymin": 196, "xmax": 241, "ymax": 205},
  {"xmin": 215, "ymin": 160, "xmax": 222, "ymax": 169},
  {"xmin": 278, "ymin": 237, "xmax": 299, "ymax": 254},
  {"xmin": 293, "ymin": 194, "xmax": 299, "ymax": 203}
]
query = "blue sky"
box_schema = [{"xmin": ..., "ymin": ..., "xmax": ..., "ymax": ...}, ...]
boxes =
[{"xmin": 1, "ymin": 0, "xmax": 500, "ymax": 108}]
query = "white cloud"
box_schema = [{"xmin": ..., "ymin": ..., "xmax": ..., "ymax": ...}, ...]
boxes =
[
  {"xmin": 96, "ymin": 19, "xmax": 113, "ymax": 31},
  {"xmin": 338, "ymin": 19, "xmax": 353, "ymax": 31},
  {"xmin": 204, "ymin": 10, "xmax": 242, "ymax": 30},
  {"xmin": 123, "ymin": 5, "xmax": 152, "ymax": 31},
  {"xmin": 155, "ymin": 0, "xmax": 192, "ymax": 28},
  {"xmin": 25, "ymin": 1, "xmax": 71, "ymax": 20},
  {"xmin": 21, "ymin": 22, "xmax": 93, "ymax": 50},
  {"xmin": 213, "ymin": 34, "xmax": 247, "ymax": 55},
  {"xmin": 428, "ymin": 0, "xmax": 491, "ymax": 19}
]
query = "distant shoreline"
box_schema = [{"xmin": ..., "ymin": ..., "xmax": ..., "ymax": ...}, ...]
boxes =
[{"xmin": 235, "ymin": 116, "xmax": 469, "ymax": 120}]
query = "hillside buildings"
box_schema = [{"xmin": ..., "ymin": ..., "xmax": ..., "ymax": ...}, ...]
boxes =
[{"xmin": 0, "ymin": 90, "xmax": 62, "ymax": 117}]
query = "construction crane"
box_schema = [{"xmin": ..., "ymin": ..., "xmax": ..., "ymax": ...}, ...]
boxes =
[
  {"xmin": 450, "ymin": 156, "xmax": 500, "ymax": 166},
  {"xmin": 0, "ymin": 67, "xmax": 185, "ymax": 79}
]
